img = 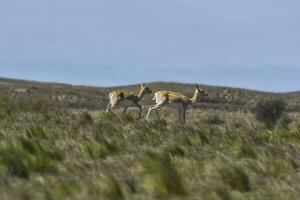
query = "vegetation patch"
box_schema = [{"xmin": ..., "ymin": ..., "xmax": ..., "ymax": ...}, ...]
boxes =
[
  {"xmin": 26, "ymin": 125, "xmax": 49, "ymax": 139},
  {"xmin": 0, "ymin": 80, "xmax": 300, "ymax": 199},
  {"xmin": 234, "ymin": 141, "xmax": 258, "ymax": 159},
  {"xmin": 0, "ymin": 138, "xmax": 64, "ymax": 178},
  {"xmin": 218, "ymin": 164, "xmax": 251, "ymax": 192},
  {"xmin": 165, "ymin": 145, "xmax": 185, "ymax": 157},
  {"xmin": 99, "ymin": 175, "xmax": 124, "ymax": 200},
  {"xmin": 140, "ymin": 152, "xmax": 188, "ymax": 197},
  {"xmin": 80, "ymin": 139, "xmax": 119, "ymax": 159},
  {"xmin": 255, "ymin": 98, "xmax": 286, "ymax": 128}
]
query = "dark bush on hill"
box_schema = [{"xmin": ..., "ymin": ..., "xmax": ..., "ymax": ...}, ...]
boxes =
[{"xmin": 255, "ymin": 98, "xmax": 286, "ymax": 128}]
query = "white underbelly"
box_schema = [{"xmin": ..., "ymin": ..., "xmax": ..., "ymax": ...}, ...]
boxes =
[{"xmin": 119, "ymin": 100, "xmax": 135, "ymax": 107}]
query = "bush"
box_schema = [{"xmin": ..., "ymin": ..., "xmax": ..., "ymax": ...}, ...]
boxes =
[
  {"xmin": 140, "ymin": 152, "xmax": 188, "ymax": 197},
  {"xmin": 80, "ymin": 139, "xmax": 118, "ymax": 159},
  {"xmin": 236, "ymin": 143, "xmax": 257, "ymax": 159},
  {"xmin": 0, "ymin": 92, "xmax": 14, "ymax": 118},
  {"xmin": 0, "ymin": 138, "xmax": 63, "ymax": 178},
  {"xmin": 165, "ymin": 145, "xmax": 185, "ymax": 157},
  {"xmin": 264, "ymin": 158, "xmax": 294, "ymax": 178},
  {"xmin": 0, "ymin": 92, "xmax": 60, "ymax": 118},
  {"xmin": 99, "ymin": 175, "xmax": 124, "ymax": 200},
  {"xmin": 79, "ymin": 111, "xmax": 94, "ymax": 126},
  {"xmin": 203, "ymin": 114, "xmax": 225, "ymax": 125},
  {"xmin": 255, "ymin": 98, "xmax": 286, "ymax": 128},
  {"xmin": 218, "ymin": 165, "xmax": 251, "ymax": 192},
  {"xmin": 25, "ymin": 125, "xmax": 49, "ymax": 139}
]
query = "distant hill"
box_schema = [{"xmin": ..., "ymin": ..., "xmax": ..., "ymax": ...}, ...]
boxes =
[{"xmin": 0, "ymin": 77, "xmax": 300, "ymax": 111}]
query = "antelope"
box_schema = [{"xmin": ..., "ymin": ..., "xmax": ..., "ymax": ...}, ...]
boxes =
[
  {"xmin": 146, "ymin": 85, "xmax": 207, "ymax": 123},
  {"xmin": 106, "ymin": 84, "xmax": 152, "ymax": 119}
]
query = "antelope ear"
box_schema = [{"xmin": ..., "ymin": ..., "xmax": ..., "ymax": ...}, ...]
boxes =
[
  {"xmin": 195, "ymin": 84, "xmax": 200, "ymax": 90},
  {"xmin": 145, "ymin": 83, "xmax": 150, "ymax": 87}
]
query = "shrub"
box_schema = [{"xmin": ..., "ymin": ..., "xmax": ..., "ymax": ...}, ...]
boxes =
[
  {"xmin": 0, "ymin": 147, "xmax": 30, "ymax": 178},
  {"xmin": 16, "ymin": 96, "xmax": 57, "ymax": 113},
  {"xmin": 203, "ymin": 114, "xmax": 225, "ymax": 125},
  {"xmin": 118, "ymin": 113, "xmax": 135, "ymax": 123},
  {"xmin": 0, "ymin": 138, "xmax": 63, "ymax": 178},
  {"xmin": 236, "ymin": 143, "xmax": 257, "ymax": 159},
  {"xmin": 165, "ymin": 145, "xmax": 185, "ymax": 157},
  {"xmin": 255, "ymin": 98, "xmax": 286, "ymax": 128},
  {"xmin": 0, "ymin": 92, "xmax": 61, "ymax": 118},
  {"xmin": 80, "ymin": 139, "xmax": 118, "ymax": 159},
  {"xmin": 25, "ymin": 126, "xmax": 49, "ymax": 139},
  {"xmin": 140, "ymin": 152, "xmax": 188, "ymax": 197},
  {"xmin": 276, "ymin": 114, "xmax": 293, "ymax": 130},
  {"xmin": 218, "ymin": 165, "xmax": 251, "ymax": 192},
  {"xmin": 79, "ymin": 111, "xmax": 94, "ymax": 126},
  {"xmin": 264, "ymin": 158, "xmax": 294, "ymax": 178},
  {"xmin": 0, "ymin": 92, "xmax": 14, "ymax": 118},
  {"xmin": 99, "ymin": 175, "xmax": 124, "ymax": 200},
  {"xmin": 212, "ymin": 185, "xmax": 232, "ymax": 200},
  {"xmin": 44, "ymin": 179, "xmax": 82, "ymax": 200},
  {"xmin": 188, "ymin": 129, "xmax": 209, "ymax": 146}
]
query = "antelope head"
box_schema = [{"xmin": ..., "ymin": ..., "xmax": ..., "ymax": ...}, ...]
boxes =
[
  {"xmin": 137, "ymin": 83, "xmax": 152, "ymax": 100},
  {"xmin": 196, "ymin": 85, "xmax": 208, "ymax": 96},
  {"xmin": 140, "ymin": 83, "xmax": 152, "ymax": 95},
  {"xmin": 192, "ymin": 85, "xmax": 208, "ymax": 103}
]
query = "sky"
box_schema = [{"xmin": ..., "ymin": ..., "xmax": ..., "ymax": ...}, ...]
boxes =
[{"xmin": 0, "ymin": 0, "xmax": 299, "ymax": 92}]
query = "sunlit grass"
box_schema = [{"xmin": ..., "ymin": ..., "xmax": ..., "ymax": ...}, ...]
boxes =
[{"xmin": 0, "ymin": 89, "xmax": 300, "ymax": 199}]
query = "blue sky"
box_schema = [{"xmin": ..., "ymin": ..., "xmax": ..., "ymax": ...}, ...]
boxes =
[{"xmin": 0, "ymin": 0, "xmax": 299, "ymax": 92}]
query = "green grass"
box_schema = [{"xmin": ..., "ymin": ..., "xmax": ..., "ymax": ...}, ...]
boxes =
[
  {"xmin": 0, "ymin": 137, "xmax": 63, "ymax": 179},
  {"xmin": 140, "ymin": 152, "xmax": 188, "ymax": 197},
  {"xmin": 218, "ymin": 164, "xmax": 251, "ymax": 192},
  {"xmin": 99, "ymin": 175, "xmax": 124, "ymax": 200},
  {"xmin": 0, "ymin": 80, "xmax": 300, "ymax": 199}
]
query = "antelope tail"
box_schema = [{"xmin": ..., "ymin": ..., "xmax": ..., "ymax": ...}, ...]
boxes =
[
  {"xmin": 152, "ymin": 94, "xmax": 156, "ymax": 101},
  {"xmin": 108, "ymin": 92, "xmax": 113, "ymax": 100}
]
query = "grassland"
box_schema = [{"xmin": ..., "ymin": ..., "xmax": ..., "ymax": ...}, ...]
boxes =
[{"xmin": 0, "ymin": 77, "xmax": 300, "ymax": 200}]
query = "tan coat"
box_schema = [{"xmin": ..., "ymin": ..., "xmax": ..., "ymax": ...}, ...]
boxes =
[
  {"xmin": 147, "ymin": 85, "xmax": 207, "ymax": 123},
  {"xmin": 106, "ymin": 84, "xmax": 152, "ymax": 118}
]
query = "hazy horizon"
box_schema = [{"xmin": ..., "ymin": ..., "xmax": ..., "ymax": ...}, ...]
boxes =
[{"xmin": 0, "ymin": 0, "xmax": 299, "ymax": 92}]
